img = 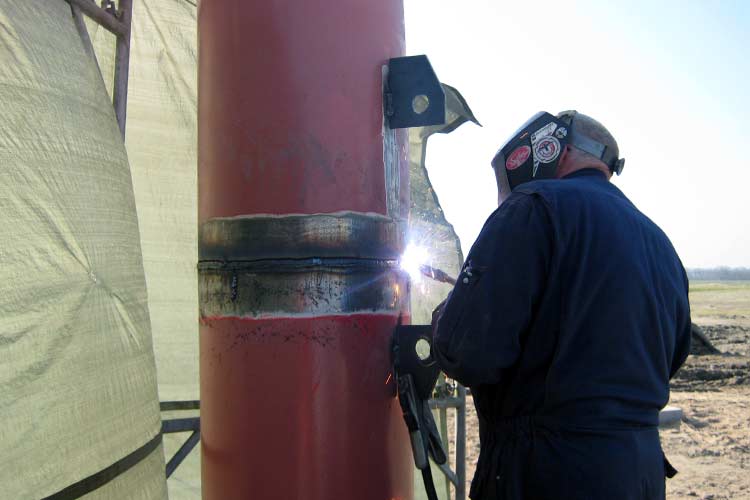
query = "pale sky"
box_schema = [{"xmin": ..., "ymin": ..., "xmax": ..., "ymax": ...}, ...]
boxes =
[{"xmin": 404, "ymin": 0, "xmax": 750, "ymax": 268}]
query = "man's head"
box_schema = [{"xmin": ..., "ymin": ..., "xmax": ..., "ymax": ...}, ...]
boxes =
[
  {"xmin": 555, "ymin": 111, "xmax": 619, "ymax": 180},
  {"xmin": 491, "ymin": 110, "xmax": 624, "ymax": 205}
]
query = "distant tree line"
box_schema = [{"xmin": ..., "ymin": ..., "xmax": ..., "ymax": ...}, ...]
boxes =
[{"xmin": 687, "ymin": 267, "xmax": 750, "ymax": 280}]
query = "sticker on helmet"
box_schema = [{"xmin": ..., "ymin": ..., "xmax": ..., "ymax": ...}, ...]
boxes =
[
  {"xmin": 531, "ymin": 122, "xmax": 557, "ymax": 143},
  {"xmin": 534, "ymin": 136, "xmax": 561, "ymax": 163},
  {"xmin": 505, "ymin": 145, "xmax": 531, "ymax": 170}
]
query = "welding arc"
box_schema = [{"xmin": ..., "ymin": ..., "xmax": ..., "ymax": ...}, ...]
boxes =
[{"xmin": 419, "ymin": 265, "xmax": 457, "ymax": 285}]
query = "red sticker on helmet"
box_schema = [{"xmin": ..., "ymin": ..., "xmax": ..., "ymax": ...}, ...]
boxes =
[{"xmin": 505, "ymin": 145, "xmax": 531, "ymax": 171}]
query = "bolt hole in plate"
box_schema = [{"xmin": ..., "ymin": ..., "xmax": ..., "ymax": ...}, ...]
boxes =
[
  {"xmin": 386, "ymin": 55, "xmax": 445, "ymax": 129},
  {"xmin": 415, "ymin": 337, "xmax": 432, "ymax": 363},
  {"xmin": 412, "ymin": 94, "xmax": 429, "ymax": 114}
]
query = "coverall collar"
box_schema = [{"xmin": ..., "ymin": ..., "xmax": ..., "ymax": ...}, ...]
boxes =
[{"xmin": 562, "ymin": 168, "xmax": 609, "ymax": 180}]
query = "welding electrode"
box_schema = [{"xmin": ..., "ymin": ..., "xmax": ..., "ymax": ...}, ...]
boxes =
[{"xmin": 419, "ymin": 265, "xmax": 457, "ymax": 285}]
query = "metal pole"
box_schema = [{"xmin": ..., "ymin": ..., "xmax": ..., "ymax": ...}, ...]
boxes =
[
  {"xmin": 113, "ymin": 0, "xmax": 132, "ymax": 139},
  {"xmin": 456, "ymin": 384, "xmax": 467, "ymax": 500},
  {"xmin": 429, "ymin": 397, "xmax": 465, "ymax": 410},
  {"xmin": 436, "ymin": 461, "xmax": 459, "ymax": 487},
  {"xmin": 198, "ymin": 1, "xmax": 411, "ymax": 498},
  {"xmin": 66, "ymin": 0, "xmax": 128, "ymax": 36},
  {"xmin": 439, "ymin": 404, "xmax": 450, "ymax": 499}
]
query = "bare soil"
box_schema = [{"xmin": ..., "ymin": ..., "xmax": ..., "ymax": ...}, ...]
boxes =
[{"xmin": 665, "ymin": 296, "xmax": 750, "ymax": 500}]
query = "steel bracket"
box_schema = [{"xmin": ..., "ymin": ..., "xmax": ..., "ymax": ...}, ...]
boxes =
[
  {"xmin": 385, "ymin": 55, "xmax": 445, "ymax": 129},
  {"xmin": 160, "ymin": 401, "xmax": 201, "ymax": 478}
]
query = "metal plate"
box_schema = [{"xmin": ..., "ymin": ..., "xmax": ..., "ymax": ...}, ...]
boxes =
[{"xmin": 386, "ymin": 55, "xmax": 445, "ymax": 129}]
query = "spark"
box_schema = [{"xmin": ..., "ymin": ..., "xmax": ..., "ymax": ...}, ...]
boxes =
[{"xmin": 400, "ymin": 242, "xmax": 430, "ymax": 283}]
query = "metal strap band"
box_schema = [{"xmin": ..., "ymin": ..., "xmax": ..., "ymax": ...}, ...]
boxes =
[
  {"xmin": 568, "ymin": 131, "xmax": 619, "ymax": 171},
  {"xmin": 568, "ymin": 131, "xmax": 605, "ymax": 159}
]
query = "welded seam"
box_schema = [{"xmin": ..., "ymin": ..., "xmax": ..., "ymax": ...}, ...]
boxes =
[
  {"xmin": 205, "ymin": 210, "xmax": 392, "ymax": 221},
  {"xmin": 198, "ymin": 257, "xmax": 400, "ymax": 272},
  {"xmin": 201, "ymin": 311, "xmax": 402, "ymax": 321}
]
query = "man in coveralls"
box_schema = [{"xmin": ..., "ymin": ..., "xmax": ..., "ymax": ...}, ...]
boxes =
[{"xmin": 433, "ymin": 111, "xmax": 692, "ymax": 499}]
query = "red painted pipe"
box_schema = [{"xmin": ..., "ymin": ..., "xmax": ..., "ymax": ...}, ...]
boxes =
[
  {"xmin": 198, "ymin": 0, "xmax": 408, "ymax": 219},
  {"xmin": 198, "ymin": 1, "xmax": 412, "ymax": 499}
]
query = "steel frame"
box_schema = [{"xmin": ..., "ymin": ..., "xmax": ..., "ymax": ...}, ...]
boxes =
[
  {"xmin": 158, "ymin": 391, "xmax": 467, "ymax": 500},
  {"xmin": 159, "ymin": 401, "xmax": 201, "ymax": 479},
  {"xmin": 430, "ymin": 383, "xmax": 467, "ymax": 500},
  {"xmin": 66, "ymin": 0, "xmax": 132, "ymax": 139}
]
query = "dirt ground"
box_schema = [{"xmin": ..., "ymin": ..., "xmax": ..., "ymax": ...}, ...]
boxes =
[{"xmin": 446, "ymin": 281, "xmax": 750, "ymax": 499}]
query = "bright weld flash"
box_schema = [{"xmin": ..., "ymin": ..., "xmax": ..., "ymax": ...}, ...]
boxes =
[{"xmin": 400, "ymin": 243, "xmax": 430, "ymax": 282}]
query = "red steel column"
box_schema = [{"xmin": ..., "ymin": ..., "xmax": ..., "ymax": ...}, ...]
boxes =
[{"xmin": 198, "ymin": 1, "xmax": 412, "ymax": 499}]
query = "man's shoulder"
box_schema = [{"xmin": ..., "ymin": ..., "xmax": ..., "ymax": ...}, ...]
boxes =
[
  {"xmin": 493, "ymin": 189, "xmax": 550, "ymax": 219},
  {"xmin": 516, "ymin": 177, "xmax": 681, "ymax": 266},
  {"xmin": 481, "ymin": 190, "xmax": 553, "ymax": 240}
]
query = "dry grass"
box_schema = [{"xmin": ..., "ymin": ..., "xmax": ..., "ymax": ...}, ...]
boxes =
[{"xmin": 689, "ymin": 281, "xmax": 750, "ymax": 320}]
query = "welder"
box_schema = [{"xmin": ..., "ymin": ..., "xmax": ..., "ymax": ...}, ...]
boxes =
[{"xmin": 432, "ymin": 111, "xmax": 692, "ymax": 499}]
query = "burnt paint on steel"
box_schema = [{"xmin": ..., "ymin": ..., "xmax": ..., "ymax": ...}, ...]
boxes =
[
  {"xmin": 200, "ymin": 314, "xmax": 414, "ymax": 500},
  {"xmin": 198, "ymin": 0, "xmax": 407, "ymax": 220},
  {"xmin": 199, "ymin": 214, "xmax": 405, "ymax": 261},
  {"xmin": 199, "ymin": 260, "xmax": 408, "ymax": 317}
]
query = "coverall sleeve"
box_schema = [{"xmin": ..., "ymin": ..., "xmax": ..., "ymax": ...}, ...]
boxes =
[
  {"xmin": 670, "ymin": 268, "xmax": 693, "ymax": 379},
  {"xmin": 433, "ymin": 192, "xmax": 553, "ymax": 387}
]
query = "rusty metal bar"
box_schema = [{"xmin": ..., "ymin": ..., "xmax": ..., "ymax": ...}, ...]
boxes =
[
  {"xmin": 66, "ymin": 0, "xmax": 127, "ymax": 36},
  {"xmin": 112, "ymin": 0, "xmax": 132, "ymax": 139}
]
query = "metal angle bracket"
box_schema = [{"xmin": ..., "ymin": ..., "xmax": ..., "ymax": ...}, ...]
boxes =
[{"xmin": 385, "ymin": 55, "xmax": 445, "ymax": 129}]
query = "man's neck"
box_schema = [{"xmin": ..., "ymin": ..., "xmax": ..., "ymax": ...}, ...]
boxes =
[{"xmin": 556, "ymin": 163, "xmax": 611, "ymax": 180}]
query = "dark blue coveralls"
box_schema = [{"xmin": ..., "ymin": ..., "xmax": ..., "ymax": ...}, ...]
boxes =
[{"xmin": 434, "ymin": 169, "xmax": 692, "ymax": 499}]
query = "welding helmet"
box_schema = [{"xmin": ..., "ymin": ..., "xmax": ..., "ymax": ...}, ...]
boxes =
[{"xmin": 491, "ymin": 111, "xmax": 625, "ymax": 202}]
